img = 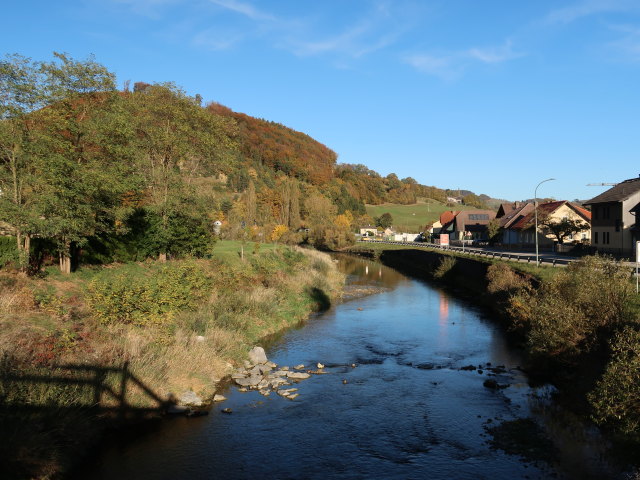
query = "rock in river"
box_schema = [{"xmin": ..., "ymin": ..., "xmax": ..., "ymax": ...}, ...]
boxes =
[
  {"xmin": 235, "ymin": 375, "xmax": 262, "ymax": 387},
  {"xmin": 287, "ymin": 372, "xmax": 311, "ymax": 380},
  {"xmin": 179, "ymin": 390, "xmax": 203, "ymax": 406},
  {"xmin": 248, "ymin": 346, "xmax": 268, "ymax": 365}
]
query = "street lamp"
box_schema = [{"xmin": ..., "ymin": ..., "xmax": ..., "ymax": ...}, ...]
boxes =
[{"xmin": 534, "ymin": 178, "xmax": 555, "ymax": 267}]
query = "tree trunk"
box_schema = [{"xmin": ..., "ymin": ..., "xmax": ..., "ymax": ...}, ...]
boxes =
[
  {"xmin": 16, "ymin": 230, "xmax": 32, "ymax": 272},
  {"xmin": 59, "ymin": 240, "xmax": 72, "ymax": 274}
]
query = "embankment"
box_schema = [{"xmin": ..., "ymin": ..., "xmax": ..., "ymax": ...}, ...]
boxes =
[
  {"xmin": 0, "ymin": 245, "xmax": 344, "ymax": 479},
  {"xmin": 346, "ymin": 245, "xmax": 640, "ymax": 462}
]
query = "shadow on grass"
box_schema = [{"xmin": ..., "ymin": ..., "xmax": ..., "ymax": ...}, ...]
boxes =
[{"xmin": 0, "ymin": 360, "xmax": 174, "ymax": 479}]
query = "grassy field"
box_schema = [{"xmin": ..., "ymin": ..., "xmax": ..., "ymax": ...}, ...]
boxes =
[
  {"xmin": 211, "ymin": 240, "xmax": 280, "ymax": 264},
  {"xmin": 365, "ymin": 199, "xmax": 473, "ymax": 232}
]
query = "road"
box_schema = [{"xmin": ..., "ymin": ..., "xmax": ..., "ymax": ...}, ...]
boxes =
[{"xmin": 357, "ymin": 239, "xmax": 638, "ymax": 270}]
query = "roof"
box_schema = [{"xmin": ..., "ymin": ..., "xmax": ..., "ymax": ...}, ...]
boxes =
[
  {"xmin": 496, "ymin": 202, "xmax": 525, "ymax": 219},
  {"xmin": 498, "ymin": 203, "xmax": 534, "ymax": 228},
  {"xmin": 509, "ymin": 201, "xmax": 590, "ymax": 231},
  {"xmin": 584, "ymin": 177, "xmax": 640, "ymax": 205},
  {"xmin": 439, "ymin": 210, "xmax": 459, "ymax": 227},
  {"xmin": 452, "ymin": 210, "xmax": 496, "ymax": 230}
]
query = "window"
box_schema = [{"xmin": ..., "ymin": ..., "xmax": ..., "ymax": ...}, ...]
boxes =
[
  {"xmin": 603, "ymin": 207, "xmax": 610, "ymax": 220},
  {"xmin": 594, "ymin": 232, "xmax": 599, "ymax": 244},
  {"xmin": 603, "ymin": 232, "xmax": 610, "ymax": 244},
  {"xmin": 615, "ymin": 219, "xmax": 621, "ymax": 232},
  {"xmin": 468, "ymin": 214, "xmax": 489, "ymax": 221},
  {"xmin": 594, "ymin": 207, "xmax": 599, "ymax": 220}
]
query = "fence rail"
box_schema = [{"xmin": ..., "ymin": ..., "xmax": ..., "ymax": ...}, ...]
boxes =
[{"xmin": 356, "ymin": 239, "xmax": 575, "ymax": 267}]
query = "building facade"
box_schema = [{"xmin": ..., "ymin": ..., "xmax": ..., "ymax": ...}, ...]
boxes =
[{"xmin": 584, "ymin": 177, "xmax": 640, "ymax": 260}]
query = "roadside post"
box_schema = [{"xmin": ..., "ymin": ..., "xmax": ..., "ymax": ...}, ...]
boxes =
[{"xmin": 637, "ymin": 241, "xmax": 639, "ymax": 294}]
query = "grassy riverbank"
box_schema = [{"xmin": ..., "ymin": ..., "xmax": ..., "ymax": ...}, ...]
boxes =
[
  {"xmin": 346, "ymin": 244, "xmax": 640, "ymax": 460},
  {"xmin": 0, "ymin": 242, "xmax": 344, "ymax": 479}
]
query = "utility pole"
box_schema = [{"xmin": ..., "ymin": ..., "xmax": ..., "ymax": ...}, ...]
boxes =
[{"xmin": 535, "ymin": 178, "xmax": 555, "ymax": 267}]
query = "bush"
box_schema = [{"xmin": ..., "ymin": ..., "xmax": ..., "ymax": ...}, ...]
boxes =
[
  {"xmin": 0, "ymin": 236, "xmax": 20, "ymax": 269},
  {"xmin": 86, "ymin": 262, "xmax": 211, "ymax": 325},
  {"xmin": 310, "ymin": 226, "xmax": 355, "ymax": 250},
  {"xmin": 589, "ymin": 325, "xmax": 640, "ymax": 436},
  {"xmin": 486, "ymin": 263, "xmax": 528, "ymax": 294},
  {"xmin": 434, "ymin": 255, "xmax": 456, "ymax": 279},
  {"xmin": 509, "ymin": 255, "xmax": 634, "ymax": 360}
]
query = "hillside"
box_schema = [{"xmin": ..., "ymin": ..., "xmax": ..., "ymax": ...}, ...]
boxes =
[
  {"xmin": 365, "ymin": 200, "xmax": 474, "ymax": 232},
  {"xmin": 1, "ymin": 52, "xmax": 491, "ymax": 273}
]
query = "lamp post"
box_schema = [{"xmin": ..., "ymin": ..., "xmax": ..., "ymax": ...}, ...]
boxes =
[{"xmin": 535, "ymin": 178, "xmax": 555, "ymax": 267}]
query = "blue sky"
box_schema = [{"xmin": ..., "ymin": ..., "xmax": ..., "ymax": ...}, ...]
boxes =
[{"xmin": 3, "ymin": 0, "xmax": 640, "ymax": 201}]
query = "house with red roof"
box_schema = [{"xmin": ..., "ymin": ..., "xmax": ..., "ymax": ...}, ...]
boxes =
[
  {"xmin": 440, "ymin": 209, "xmax": 496, "ymax": 242},
  {"xmin": 503, "ymin": 200, "xmax": 591, "ymax": 249},
  {"xmin": 584, "ymin": 176, "xmax": 640, "ymax": 260},
  {"xmin": 496, "ymin": 202, "xmax": 535, "ymax": 245}
]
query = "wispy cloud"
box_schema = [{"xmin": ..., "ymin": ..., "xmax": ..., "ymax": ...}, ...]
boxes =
[
  {"xmin": 468, "ymin": 40, "xmax": 523, "ymax": 64},
  {"xmin": 546, "ymin": 0, "xmax": 639, "ymax": 24},
  {"xmin": 405, "ymin": 40, "xmax": 524, "ymax": 80},
  {"xmin": 282, "ymin": 1, "xmax": 411, "ymax": 60},
  {"xmin": 110, "ymin": 0, "xmax": 418, "ymax": 64},
  {"xmin": 209, "ymin": 0, "xmax": 276, "ymax": 22},
  {"xmin": 192, "ymin": 27, "xmax": 244, "ymax": 51},
  {"xmin": 606, "ymin": 24, "xmax": 640, "ymax": 61},
  {"xmin": 404, "ymin": 53, "xmax": 460, "ymax": 81},
  {"xmin": 288, "ymin": 20, "xmax": 403, "ymax": 59},
  {"xmin": 108, "ymin": 0, "xmax": 182, "ymax": 19}
]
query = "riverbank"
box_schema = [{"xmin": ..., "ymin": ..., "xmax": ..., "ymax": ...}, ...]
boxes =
[
  {"xmin": 0, "ymin": 243, "xmax": 344, "ymax": 479},
  {"xmin": 346, "ymin": 244, "xmax": 640, "ymax": 464}
]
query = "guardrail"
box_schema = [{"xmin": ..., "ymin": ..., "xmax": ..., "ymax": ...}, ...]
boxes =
[{"xmin": 356, "ymin": 239, "xmax": 576, "ymax": 267}]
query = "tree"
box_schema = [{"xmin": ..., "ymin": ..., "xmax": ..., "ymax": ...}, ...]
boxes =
[
  {"xmin": 0, "ymin": 54, "xmax": 46, "ymax": 269},
  {"xmin": 278, "ymin": 177, "xmax": 300, "ymax": 229},
  {"xmin": 0, "ymin": 52, "xmax": 135, "ymax": 274},
  {"xmin": 375, "ymin": 212, "xmax": 393, "ymax": 229},
  {"xmin": 245, "ymin": 180, "xmax": 256, "ymax": 226},
  {"xmin": 540, "ymin": 217, "xmax": 589, "ymax": 244},
  {"xmin": 35, "ymin": 53, "xmax": 138, "ymax": 274},
  {"xmin": 304, "ymin": 191, "xmax": 336, "ymax": 227},
  {"xmin": 462, "ymin": 193, "xmax": 487, "ymax": 209},
  {"xmin": 129, "ymin": 83, "xmax": 235, "ymax": 261},
  {"xmin": 486, "ymin": 218, "xmax": 502, "ymax": 245}
]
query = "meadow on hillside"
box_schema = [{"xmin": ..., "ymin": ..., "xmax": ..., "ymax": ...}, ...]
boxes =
[{"xmin": 365, "ymin": 199, "xmax": 473, "ymax": 232}]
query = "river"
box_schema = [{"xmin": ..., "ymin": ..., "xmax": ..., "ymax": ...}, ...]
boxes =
[{"xmin": 80, "ymin": 255, "xmax": 618, "ymax": 480}]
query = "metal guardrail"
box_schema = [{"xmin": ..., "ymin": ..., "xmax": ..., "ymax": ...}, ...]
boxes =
[{"xmin": 356, "ymin": 239, "xmax": 576, "ymax": 267}]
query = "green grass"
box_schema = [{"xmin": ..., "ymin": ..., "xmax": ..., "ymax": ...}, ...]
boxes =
[
  {"xmin": 212, "ymin": 240, "xmax": 279, "ymax": 265},
  {"xmin": 365, "ymin": 199, "xmax": 473, "ymax": 232}
]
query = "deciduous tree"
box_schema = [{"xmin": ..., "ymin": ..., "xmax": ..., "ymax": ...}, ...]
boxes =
[{"xmin": 540, "ymin": 217, "xmax": 589, "ymax": 244}]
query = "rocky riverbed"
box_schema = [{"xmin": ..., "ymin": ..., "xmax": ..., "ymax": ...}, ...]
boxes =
[{"xmin": 226, "ymin": 346, "xmax": 336, "ymax": 405}]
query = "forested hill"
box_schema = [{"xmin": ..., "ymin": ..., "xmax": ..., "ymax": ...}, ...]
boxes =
[
  {"xmin": 207, "ymin": 102, "xmax": 336, "ymax": 186},
  {"xmin": 1, "ymin": 52, "xmax": 457, "ymax": 272}
]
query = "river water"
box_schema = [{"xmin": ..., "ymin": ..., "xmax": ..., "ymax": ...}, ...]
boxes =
[{"xmin": 81, "ymin": 256, "xmax": 617, "ymax": 480}]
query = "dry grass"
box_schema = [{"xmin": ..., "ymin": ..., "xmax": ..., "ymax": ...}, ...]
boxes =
[{"xmin": 0, "ymin": 247, "xmax": 344, "ymax": 417}]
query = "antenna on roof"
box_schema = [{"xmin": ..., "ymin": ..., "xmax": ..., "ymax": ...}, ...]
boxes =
[{"xmin": 586, "ymin": 183, "xmax": 617, "ymax": 186}]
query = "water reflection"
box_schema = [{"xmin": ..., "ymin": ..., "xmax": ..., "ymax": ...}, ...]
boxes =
[{"xmin": 81, "ymin": 255, "xmax": 619, "ymax": 480}]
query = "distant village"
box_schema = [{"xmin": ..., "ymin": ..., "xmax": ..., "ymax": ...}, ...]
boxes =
[{"xmin": 359, "ymin": 175, "xmax": 640, "ymax": 261}]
